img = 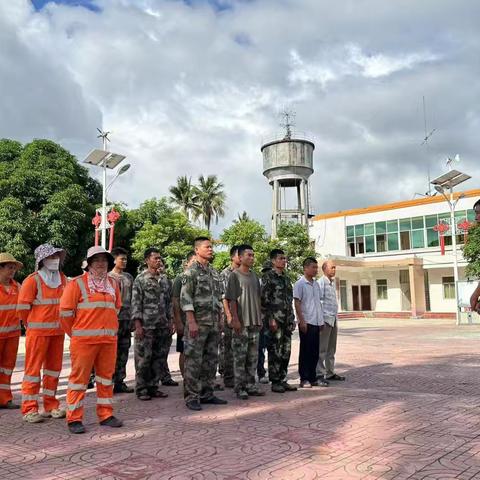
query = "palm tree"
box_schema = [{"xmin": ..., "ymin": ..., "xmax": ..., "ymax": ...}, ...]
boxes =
[
  {"xmin": 193, "ymin": 174, "xmax": 226, "ymax": 231},
  {"xmin": 237, "ymin": 211, "xmax": 251, "ymax": 222},
  {"xmin": 169, "ymin": 176, "xmax": 199, "ymax": 220}
]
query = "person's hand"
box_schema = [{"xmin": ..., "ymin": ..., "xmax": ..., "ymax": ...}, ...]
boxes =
[
  {"xmin": 231, "ymin": 318, "xmax": 242, "ymax": 335},
  {"xmin": 298, "ymin": 321, "xmax": 307, "ymax": 334},
  {"xmin": 226, "ymin": 313, "xmax": 233, "ymax": 326},
  {"xmin": 170, "ymin": 322, "xmax": 176, "ymax": 335},
  {"xmin": 135, "ymin": 323, "xmax": 144, "ymax": 340},
  {"xmin": 188, "ymin": 319, "xmax": 199, "ymax": 339},
  {"xmin": 269, "ymin": 319, "xmax": 278, "ymax": 333}
]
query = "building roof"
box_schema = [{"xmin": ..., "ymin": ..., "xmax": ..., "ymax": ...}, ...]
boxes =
[{"xmin": 312, "ymin": 188, "xmax": 480, "ymax": 221}]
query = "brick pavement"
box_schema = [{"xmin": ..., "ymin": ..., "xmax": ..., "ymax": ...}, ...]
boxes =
[{"xmin": 2, "ymin": 318, "xmax": 480, "ymax": 479}]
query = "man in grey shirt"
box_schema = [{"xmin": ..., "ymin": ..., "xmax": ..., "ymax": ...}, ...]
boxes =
[
  {"xmin": 317, "ymin": 260, "xmax": 345, "ymax": 381},
  {"xmin": 225, "ymin": 244, "xmax": 265, "ymax": 399}
]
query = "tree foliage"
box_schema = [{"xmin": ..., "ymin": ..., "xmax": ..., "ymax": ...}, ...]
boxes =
[
  {"xmin": 464, "ymin": 224, "xmax": 480, "ymax": 279},
  {"xmin": 193, "ymin": 174, "xmax": 226, "ymax": 231},
  {"xmin": 0, "ymin": 139, "xmax": 101, "ymax": 277}
]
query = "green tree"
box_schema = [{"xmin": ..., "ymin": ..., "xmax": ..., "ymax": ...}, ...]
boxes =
[
  {"xmin": 169, "ymin": 175, "xmax": 199, "ymax": 220},
  {"xmin": 193, "ymin": 174, "xmax": 226, "ymax": 231},
  {"xmin": 464, "ymin": 224, "xmax": 480, "ymax": 278},
  {"xmin": 0, "ymin": 138, "xmax": 101, "ymax": 278}
]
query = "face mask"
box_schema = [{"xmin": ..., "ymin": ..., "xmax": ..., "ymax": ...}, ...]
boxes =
[{"xmin": 43, "ymin": 258, "xmax": 60, "ymax": 271}]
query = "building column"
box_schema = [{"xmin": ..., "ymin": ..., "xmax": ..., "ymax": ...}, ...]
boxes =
[
  {"xmin": 272, "ymin": 180, "xmax": 279, "ymax": 239},
  {"xmin": 409, "ymin": 264, "xmax": 426, "ymax": 317}
]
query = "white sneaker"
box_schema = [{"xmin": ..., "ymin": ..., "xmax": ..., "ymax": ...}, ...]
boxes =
[
  {"xmin": 23, "ymin": 412, "xmax": 45, "ymax": 423},
  {"xmin": 300, "ymin": 381, "xmax": 312, "ymax": 388},
  {"xmin": 42, "ymin": 408, "xmax": 66, "ymax": 419},
  {"xmin": 259, "ymin": 376, "xmax": 269, "ymax": 384}
]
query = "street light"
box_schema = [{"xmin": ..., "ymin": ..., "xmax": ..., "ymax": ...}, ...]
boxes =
[
  {"xmin": 83, "ymin": 130, "xmax": 127, "ymax": 248},
  {"xmin": 106, "ymin": 163, "xmax": 131, "ymax": 195},
  {"xmin": 431, "ymin": 168, "xmax": 471, "ymax": 325}
]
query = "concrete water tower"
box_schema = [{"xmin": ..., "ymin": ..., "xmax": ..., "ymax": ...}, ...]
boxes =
[{"xmin": 261, "ymin": 112, "xmax": 315, "ymax": 238}]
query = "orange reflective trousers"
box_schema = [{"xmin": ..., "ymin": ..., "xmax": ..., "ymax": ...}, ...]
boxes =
[
  {"xmin": 21, "ymin": 335, "xmax": 64, "ymax": 415},
  {"xmin": 0, "ymin": 336, "xmax": 20, "ymax": 405},
  {"xmin": 66, "ymin": 341, "xmax": 117, "ymax": 423}
]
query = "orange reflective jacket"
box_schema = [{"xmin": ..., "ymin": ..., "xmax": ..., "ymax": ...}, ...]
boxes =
[
  {"xmin": 60, "ymin": 273, "xmax": 121, "ymax": 344},
  {"xmin": 17, "ymin": 273, "xmax": 67, "ymax": 336},
  {"xmin": 0, "ymin": 280, "xmax": 21, "ymax": 338}
]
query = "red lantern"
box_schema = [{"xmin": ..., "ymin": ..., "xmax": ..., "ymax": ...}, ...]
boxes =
[
  {"xmin": 457, "ymin": 218, "xmax": 474, "ymax": 244},
  {"xmin": 107, "ymin": 208, "xmax": 121, "ymax": 251},
  {"xmin": 92, "ymin": 212, "xmax": 102, "ymax": 247},
  {"xmin": 433, "ymin": 221, "xmax": 450, "ymax": 255}
]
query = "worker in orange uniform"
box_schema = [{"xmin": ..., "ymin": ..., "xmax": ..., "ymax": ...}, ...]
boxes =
[
  {"xmin": 60, "ymin": 246, "xmax": 123, "ymax": 434},
  {"xmin": 18, "ymin": 244, "xmax": 68, "ymax": 424},
  {"xmin": 0, "ymin": 253, "xmax": 23, "ymax": 409}
]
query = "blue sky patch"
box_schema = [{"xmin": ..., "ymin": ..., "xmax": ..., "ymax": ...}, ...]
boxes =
[{"xmin": 31, "ymin": 0, "xmax": 101, "ymax": 12}]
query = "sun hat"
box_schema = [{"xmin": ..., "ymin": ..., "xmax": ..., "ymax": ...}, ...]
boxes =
[
  {"xmin": 0, "ymin": 253, "xmax": 23, "ymax": 270},
  {"xmin": 34, "ymin": 244, "xmax": 66, "ymax": 271},
  {"xmin": 86, "ymin": 246, "xmax": 114, "ymax": 271}
]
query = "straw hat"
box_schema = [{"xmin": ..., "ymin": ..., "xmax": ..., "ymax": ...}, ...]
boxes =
[{"xmin": 0, "ymin": 252, "xmax": 23, "ymax": 270}]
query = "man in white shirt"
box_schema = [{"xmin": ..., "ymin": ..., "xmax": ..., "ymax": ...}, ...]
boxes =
[
  {"xmin": 294, "ymin": 258, "xmax": 328, "ymax": 388},
  {"xmin": 317, "ymin": 260, "xmax": 345, "ymax": 381}
]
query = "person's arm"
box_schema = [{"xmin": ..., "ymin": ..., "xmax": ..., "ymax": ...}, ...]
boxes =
[
  {"xmin": 470, "ymin": 283, "xmax": 480, "ymax": 312},
  {"xmin": 59, "ymin": 281, "xmax": 80, "ymax": 337},
  {"xmin": 261, "ymin": 276, "xmax": 277, "ymax": 333},
  {"xmin": 225, "ymin": 274, "xmax": 242, "ymax": 333},
  {"xmin": 181, "ymin": 270, "xmax": 198, "ymax": 338},
  {"xmin": 131, "ymin": 277, "xmax": 145, "ymax": 339},
  {"xmin": 16, "ymin": 276, "xmax": 37, "ymax": 326},
  {"xmin": 172, "ymin": 277, "xmax": 183, "ymax": 336}
]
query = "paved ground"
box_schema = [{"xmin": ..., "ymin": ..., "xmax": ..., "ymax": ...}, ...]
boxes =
[{"xmin": 2, "ymin": 318, "xmax": 480, "ymax": 480}]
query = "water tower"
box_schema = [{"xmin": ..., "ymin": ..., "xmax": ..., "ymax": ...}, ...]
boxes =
[{"xmin": 261, "ymin": 113, "xmax": 315, "ymax": 238}]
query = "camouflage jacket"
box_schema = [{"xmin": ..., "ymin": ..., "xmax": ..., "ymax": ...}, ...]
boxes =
[
  {"xmin": 108, "ymin": 271, "xmax": 133, "ymax": 321},
  {"xmin": 180, "ymin": 260, "xmax": 223, "ymax": 324},
  {"xmin": 260, "ymin": 269, "xmax": 294, "ymax": 325},
  {"xmin": 131, "ymin": 269, "xmax": 172, "ymax": 330},
  {"xmin": 220, "ymin": 266, "xmax": 234, "ymax": 298}
]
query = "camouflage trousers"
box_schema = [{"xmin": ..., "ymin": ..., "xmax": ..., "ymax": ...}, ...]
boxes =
[
  {"xmin": 184, "ymin": 321, "xmax": 219, "ymax": 403},
  {"xmin": 113, "ymin": 317, "xmax": 132, "ymax": 386},
  {"xmin": 218, "ymin": 324, "xmax": 234, "ymax": 385},
  {"xmin": 232, "ymin": 325, "xmax": 260, "ymax": 393},
  {"xmin": 134, "ymin": 327, "xmax": 171, "ymax": 396},
  {"xmin": 266, "ymin": 324, "xmax": 292, "ymax": 385}
]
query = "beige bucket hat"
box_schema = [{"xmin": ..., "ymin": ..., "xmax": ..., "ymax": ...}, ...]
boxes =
[{"xmin": 0, "ymin": 253, "xmax": 24, "ymax": 270}]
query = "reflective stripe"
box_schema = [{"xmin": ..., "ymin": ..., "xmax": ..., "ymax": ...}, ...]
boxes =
[
  {"xmin": 0, "ymin": 304, "xmax": 18, "ymax": 311},
  {"xmin": 43, "ymin": 369, "xmax": 60, "ymax": 378},
  {"xmin": 68, "ymin": 383, "xmax": 87, "ymax": 391},
  {"xmin": 60, "ymin": 310, "xmax": 74, "ymax": 318},
  {"xmin": 0, "ymin": 367, "xmax": 13, "ymax": 375},
  {"xmin": 96, "ymin": 397, "xmax": 113, "ymax": 405},
  {"xmin": 95, "ymin": 376, "xmax": 112, "ymax": 386},
  {"xmin": 0, "ymin": 325, "xmax": 20, "ymax": 333},
  {"xmin": 32, "ymin": 298, "xmax": 60, "ymax": 305},
  {"xmin": 67, "ymin": 400, "xmax": 83, "ymax": 411},
  {"xmin": 0, "ymin": 384, "xmax": 10, "ymax": 390},
  {"xmin": 22, "ymin": 394, "xmax": 39, "ymax": 401},
  {"xmin": 28, "ymin": 322, "xmax": 60, "ymax": 329},
  {"xmin": 72, "ymin": 329, "xmax": 117, "ymax": 337},
  {"xmin": 16, "ymin": 304, "xmax": 31, "ymax": 311},
  {"xmin": 23, "ymin": 375, "xmax": 41, "ymax": 383},
  {"xmin": 43, "ymin": 388, "xmax": 56, "ymax": 397},
  {"xmin": 77, "ymin": 301, "xmax": 116, "ymax": 310}
]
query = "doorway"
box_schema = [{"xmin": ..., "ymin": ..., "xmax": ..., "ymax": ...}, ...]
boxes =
[
  {"xmin": 352, "ymin": 285, "xmax": 360, "ymax": 310},
  {"xmin": 361, "ymin": 285, "xmax": 372, "ymax": 310}
]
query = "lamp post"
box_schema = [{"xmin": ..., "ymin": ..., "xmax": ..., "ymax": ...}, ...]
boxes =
[
  {"xmin": 431, "ymin": 168, "xmax": 471, "ymax": 325},
  {"xmin": 83, "ymin": 130, "xmax": 127, "ymax": 248}
]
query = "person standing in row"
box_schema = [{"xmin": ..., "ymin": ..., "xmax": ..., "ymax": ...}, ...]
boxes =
[
  {"xmin": 294, "ymin": 258, "xmax": 328, "ymax": 388},
  {"xmin": 181, "ymin": 237, "xmax": 227, "ymax": 411},
  {"xmin": 257, "ymin": 260, "xmax": 272, "ymax": 384},
  {"xmin": 0, "ymin": 253, "xmax": 23, "ymax": 409},
  {"xmin": 109, "ymin": 247, "xmax": 134, "ymax": 394},
  {"xmin": 226, "ymin": 244, "xmax": 265, "ymax": 399},
  {"xmin": 172, "ymin": 251, "xmax": 196, "ymax": 378},
  {"xmin": 317, "ymin": 260, "xmax": 345, "ymax": 382},
  {"xmin": 157, "ymin": 257, "xmax": 177, "ymax": 387},
  {"xmin": 131, "ymin": 248, "xmax": 170, "ymax": 401},
  {"xmin": 60, "ymin": 246, "xmax": 123, "ymax": 434},
  {"xmin": 18, "ymin": 244, "xmax": 68, "ymax": 424},
  {"xmin": 219, "ymin": 245, "xmax": 240, "ymax": 389},
  {"xmin": 261, "ymin": 249, "xmax": 297, "ymax": 393}
]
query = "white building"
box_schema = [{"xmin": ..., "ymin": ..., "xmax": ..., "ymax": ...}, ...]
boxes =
[{"xmin": 310, "ymin": 189, "xmax": 479, "ymax": 318}]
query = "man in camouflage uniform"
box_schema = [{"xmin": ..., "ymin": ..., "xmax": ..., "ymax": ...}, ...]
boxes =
[
  {"xmin": 219, "ymin": 245, "xmax": 240, "ymax": 388},
  {"xmin": 109, "ymin": 247, "xmax": 134, "ymax": 394},
  {"xmin": 261, "ymin": 249, "xmax": 297, "ymax": 393},
  {"xmin": 181, "ymin": 237, "xmax": 228, "ymax": 411},
  {"xmin": 131, "ymin": 248, "xmax": 171, "ymax": 401},
  {"xmin": 257, "ymin": 260, "xmax": 272, "ymax": 384}
]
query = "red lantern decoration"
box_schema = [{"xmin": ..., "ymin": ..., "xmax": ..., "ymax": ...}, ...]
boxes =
[
  {"xmin": 107, "ymin": 208, "xmax": 121, "ymax": 251},
  {"xmin": 433, "ymin": 221, "xmax": 450, "ymax": 255},
  {"xmin": 457, "ymin": 218, "xmax": 473, "ymax": 244},
  {"xmin": 92, "ymin": 212, "xmax": 102, "ymax": 247}
]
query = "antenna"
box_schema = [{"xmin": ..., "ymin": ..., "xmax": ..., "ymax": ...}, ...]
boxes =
[
  {"xmin": 279, "ymin": 109, "xmax": 296, "ymax": 140},
  {"xmin": 420, "ymin": 96, "xmax": 436, "ymax": 196}
]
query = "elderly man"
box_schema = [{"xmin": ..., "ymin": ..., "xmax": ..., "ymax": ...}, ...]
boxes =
[{"xmin": 317, "ymin": 260, "xmax": 345, "ymax": 382}]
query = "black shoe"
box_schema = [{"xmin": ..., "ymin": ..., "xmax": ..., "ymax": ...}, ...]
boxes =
[
  {"xmin": 87, "ymin": 381, "xmax": 95, "ymax": 389},
  {"xmin": 149, "ymin": 390, "xmax": 168, "ymax": 398},
  {"xmin": 0, "ymin": 400, "xmax": 20, "ymax": 409},
  {"xmin": 137, "ymin": 393, "xmax": 152, "ymax": 401},
  {"xmin": 100, "ymin": 416, "xmax": 123, "ymax": 428},
  {"xmin": 114, "ymin": 383, "xmax": 134, "ymax": 394},
  {"xmin": 68, "ymin": 421, "xmax": 86, "ymax": 434},
  {"xmin": 162, "ymin": 378, "xmax": 179, "ymax": 387},
  {"xmin": 311, "ymin": 380, "xmax": 329, "ymax": 387},
  {"xmin": 282, "ymin": 382, "xmax": 298, "ymax": 392},
  {"xmin": 271, "ymin": 383, "xmax": 285, "ymax": 393},
  {"xmin": 200, "ymin": 395, "xmax": 228, "ymax": 405},
  {"xmin": 246, "ymin": 389, "xmax": 266, "ymax": 396},
  {"xmin": 186, "ymin": 399, "xmax": 202, "ymax": 411},
  {"xmin": 326, "ymin": 374, "xmax": 346, "ymax": 381}
]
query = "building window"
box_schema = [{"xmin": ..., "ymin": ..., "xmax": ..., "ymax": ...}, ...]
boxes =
[
  {"xmin": 426, "ymin": 228, "xmax": 439, "ymax": 247},
  {"xmin": 365, "ymin": 235, "xmax": 375, "ymax": 253},
  {"xmin": 400, "ymin": 231, "xmax": 410, "ymax": 250},
  {"xmin": 356, "ymin": 238, "xmax": 365, "ymax": 254},
  {"xmin": 411, "ymin": 229, "xmax": 425, "ymax": 249},
  {"xmin": 442, "ymin": 276, "xmax": 455, "ymax": 299},
  {"xmin": 387, "ymin": 233, "xmax": 399, "ymax": 251},
  {"xmin": 376, "ymin": 234, "xmax": 386, "ymax": 252},
  {"xmin": 376, "ymin": 279, "xmax": 388, "ymax": 300}
]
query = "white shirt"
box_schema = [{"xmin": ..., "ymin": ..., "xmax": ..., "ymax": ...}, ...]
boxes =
[{"xmin": 293, "ymin": 275, "xmax": 324, "ymax": 326}]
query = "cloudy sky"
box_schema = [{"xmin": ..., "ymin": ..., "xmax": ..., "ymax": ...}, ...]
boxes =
[{"xmin": 1, "ymin": 0, "xmax": 479, "ymax": 234}]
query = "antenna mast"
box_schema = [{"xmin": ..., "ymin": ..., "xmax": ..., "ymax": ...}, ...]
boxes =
[{"xmin": 279, "ymin": 109, "xmax": 296, "ymax": 140}]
